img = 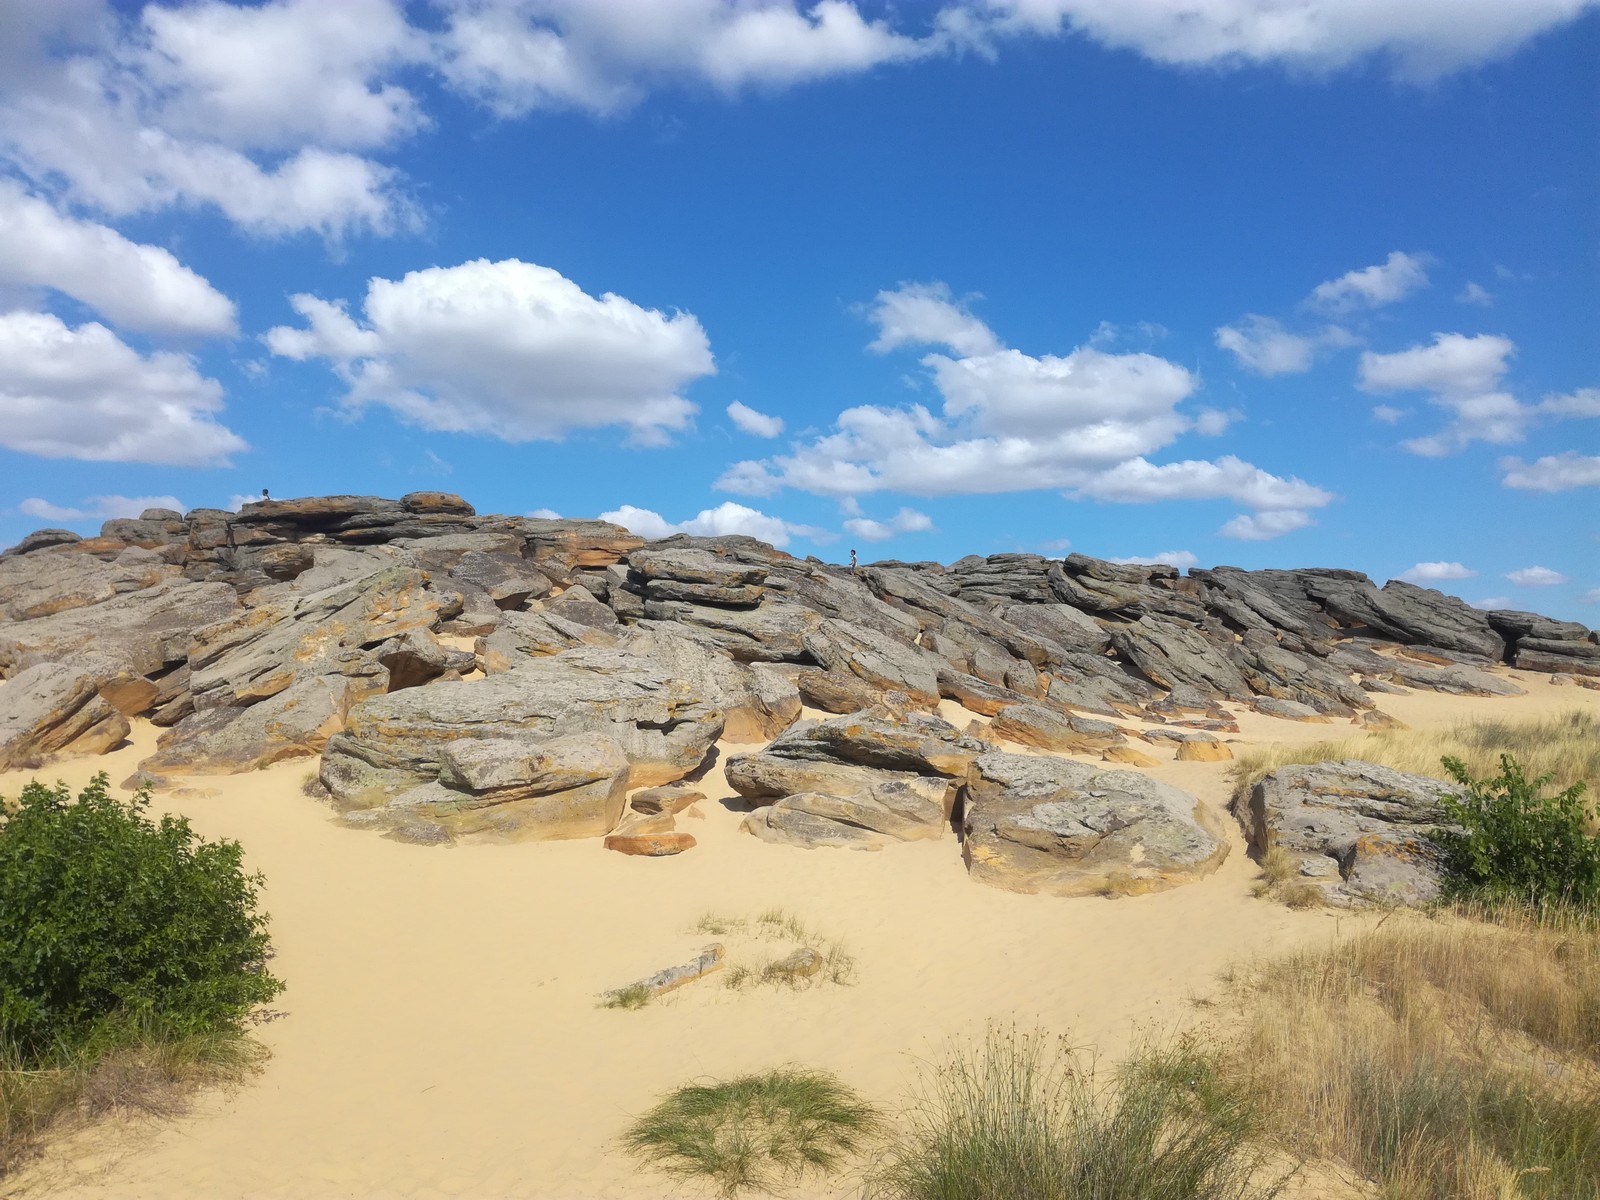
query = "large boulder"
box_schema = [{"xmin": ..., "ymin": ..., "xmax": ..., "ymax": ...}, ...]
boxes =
[
  {"xmin": 0, "ymin": 661, "xmax": 131, "ymax": 769},
  {"xmin": 1110, "ymin": 616, "xmax": 1252, "ymax": 700},
  {"xmin": 801, "ymin": 618, "xmax": 941, "ymax": 708},
  {"xmin": 615, "ymin": 627, "xmax": 800, "ymax": 742},
  {"xmin": 0, "ymin": 548, "xmax": 174, "ymax": 622},
  {"xmin": 987, "ymin": 704, "xmax": 1127, "ymax": 754},
  {"xmin": 961, "ymin": 751, "xmax": 1228, "ymax": 896},
  {"xmin": 1234, "ymin": 760, "xmax": 1456, "ymax": 906},
  {"xmin": 319, "ymin": 646, "xmax": 725, "ymax": 808},
  {"xmin": 134, "ymin": 675, "xmax": 353, "ymax": 781},
  {"xmin": 728, "ymin": 705, "xmax": 984, "ymax": 845}
]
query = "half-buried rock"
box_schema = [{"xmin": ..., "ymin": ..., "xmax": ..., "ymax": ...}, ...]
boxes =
[
  {"xmin": 727, "ymin": 704, "xmax": 986, "ymax": 849},
  {"xmin": 343, "ymin": 733, "xmax": 630, "ymax": 843},
  {"xmin": 962, "ymin": 751, "xmax": 1228, "ymax": 896}
]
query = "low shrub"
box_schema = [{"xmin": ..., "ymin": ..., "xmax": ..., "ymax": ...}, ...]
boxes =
[
  {"xmin": 624, "ymin": 1067, "xmax": 881, "ymax": 1197},
  {"xmin": 0, "ymin": 774, "xmax": 283, "ymax": 1062},
  {"xmin": 1432, "ymin": 754, "xmax": 1600, "ymax": 910}
]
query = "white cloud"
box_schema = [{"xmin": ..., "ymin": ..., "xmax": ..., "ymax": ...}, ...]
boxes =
[
  {"xmin": 0, "ymin": 0, "xmax": 421, "ymax": 238},
  {"xmin": 599, "ymin": 501, "xmax": 823, "ymax": 548},
  {"xmin": 721, "ymin": 286, "xmax": 1333, "ymax": 538},
  {"xmin": 1581, "ymin": 588, "xmax": 1600, "ymax": 605},
  {"xmin": 528, "ymin": 507, "xmax": 562, "ymax": 519},
  {"xmin": 1469, "ymin": 596, "xmax": 1514, "ymax": 611},
  {"xmin": 1500, "ymin": 452, "xmax": 1600, "ymax": 492},
  {"xmin": 1538, "ymin": 388, "xmax": 1600, "ymax": 419},
  {"xmin": 1457, "ymin": 281, "xmax": 1494, "ymax": 306},
  {"xmin": 266, "ymin": 258, "xmax": 715, "ymax": 444},
  {"xmin": 0, "ymin": 310, "xmax": 244, "ymax": 465},
  {"xmin": 1039, "ymin": 537, "xmax": 1073, "ymax": 552},
  {"xmin": 843, "ymin": 507, "xmax": 934, "ymax": 542},
  {"xmin": 439, "ymin": 0, "xmax": 935, "ymax": 117},
  {"xmin": 1398, "ymin": 561, "xmax": 1476, "ymax": 583},
  {"xmin": 1108, "ymin": 550, "xmax": 1198, "ymax": 570},
  {"xmin": 18, "ymin": 494, "xmax": 185, "ymax": 522},
  {"xmin": 0, "ymin": 182, "xmax": 237, "ymax": 336},
  {"xmin": 1218, "ymin": 509, "xmax": 1315, "ymax": 540},
  {"xmin": 865, "ymin": 282, "xmax": 1002, "ymax": 357},
  {"xmin": 726, "ymin": 400, "xmax": 784, "ymax": 438},
  {"xmin": 976, "ymin": 2, "xmax": 1600, "ymax": 80},
  {"xmin": 1193, "ymin": 407, "xmax": 1239, "ymax": 436},
  {"xmin": 1214, "ymin": 315, "xmax": 1353, "ymax": 376},
  {"xmin": 1358, "ymin": 332, "xmax": 1531, "ymax": 455},
  {"xmin": 1309, "ymin": 251, "xmax": 1430, "ymax": 312},
  {"xmin": 1371, "ymin": 405, "xmax": 1406, "ymax": 424},
  {"xmin": 1506, "ymin": 566, "xmax": 1567, "ymax": 587}
]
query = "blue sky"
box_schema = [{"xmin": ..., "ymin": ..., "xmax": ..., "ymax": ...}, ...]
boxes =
[{"xmin": 1, "ymin": 0, "xmax": 1596, "ymax": 618}]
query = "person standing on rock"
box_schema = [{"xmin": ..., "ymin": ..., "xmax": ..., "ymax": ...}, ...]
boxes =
[{"xmin": 849, "ymin": 549, "xmax": 858, "ymax": 574}]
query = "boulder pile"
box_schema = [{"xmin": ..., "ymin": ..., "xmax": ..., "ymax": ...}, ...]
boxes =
[{"xmin": 1, "ymin": 492, "xmax": 1591, "ymax": 901}]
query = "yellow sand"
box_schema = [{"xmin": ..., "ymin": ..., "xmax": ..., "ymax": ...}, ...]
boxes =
[{"xmin": 4, "ymin": 673, "xmax": 1595, "ymax": 1198}]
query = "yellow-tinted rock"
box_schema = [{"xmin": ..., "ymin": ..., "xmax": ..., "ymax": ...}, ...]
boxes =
[{"xmin": 1175, "ymin": 740, "xmax": 1233, "ymax": 762}]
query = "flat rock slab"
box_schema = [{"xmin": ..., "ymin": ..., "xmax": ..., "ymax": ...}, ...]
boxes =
[
  {"xmin": 1234, "ymin": 760, "xmax": 1456, "ymax": 906},
  {"xmin": 962, "ymin": 751, "xmax": 1228, "ymax": 897},
  {"xmin": 0, "ymin": 661, "xmax": 130, "ymax": 770}
]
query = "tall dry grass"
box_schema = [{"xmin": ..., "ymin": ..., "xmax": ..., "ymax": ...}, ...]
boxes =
[
  {"xmin": 1221, "ymin": 906, "xmax": 1600, "ymax": 1198},
  {"xmin": 1231, "ymin": 709, "xmax": 1600, "ymax": 832}
]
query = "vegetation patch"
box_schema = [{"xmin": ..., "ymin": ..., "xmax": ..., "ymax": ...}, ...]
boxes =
[
  {"xmin": 695, "ymin": 909, "xmax": 857, "ymax": 990},
  {"xmin": 869, "ymin": 1024, "xmax": 1281, "ymax": 1200},
  {"xmin": 0, "ymin": 774, "xmax": 282, "ymax": 1176},
  {"xmin": 624, "ymin": 1067, "xmax": 881, "ymax": 1197}
]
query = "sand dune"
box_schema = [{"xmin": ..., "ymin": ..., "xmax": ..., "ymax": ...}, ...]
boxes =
[{"xmin": 4, "ymin": 673, "xmax": 1594, "ymax": 1198}]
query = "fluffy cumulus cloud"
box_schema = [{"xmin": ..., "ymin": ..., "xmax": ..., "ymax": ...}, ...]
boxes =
[
  {"xmin": 0, "ymin": 311, "xmax": 244, "ymax": 465},
  {"xmin": 1358, "ymin": 332, "xmax": 1528, "ymax": 456},
  {"xmin": 1506, "ymin": 566, "xmax": 1567, "ymax": 587},
  {"xmin": 1214, "ymin": 315, "xmax": 1353, "ymax": 376},
  {"xmin": 438, "ymin": 0, "xmax": 936, "ymax": 116},
  {"xmin": 0, "ymin": 182, "xmax": 236, "ymax": 337},
  {"xmin": 718, "ymin": 282, "xmax": 1331, "ymax": 538},
  {"xmin": 1308, "ymin": 251, "xmax": 1431, "ymax": 311},
  {"xmin": 1399, "ymin": 561, "xmax": 1477, "ymax": 583},
  {"xmin": 598, "ymin": 501, "xmax": 823, "ymax": 547},
  {"xmin": 726, "ymin": 401, "xmax": 784, "ymax": 438},
  {"xmin": 266, "ymin": 258, "xmax": 715, "ymax": 444},
  {"xmin": 0, "ymin": 0, "xmax": 423, "ymax": 238},
  {"xmin": 1109, "ymin": 550, "xmax": 1198, "ymax": 570},
  {"xmin": 18, "ymin": 494, "xmax": 185, "ymax": 522},
  {"xmin": 1500, "ymin": 451, "xmax": 1600, "ymax": 492},
  {"xmin": 843, "ymin": 507, "xmax": 933, "ymax": 542},
  {"xmin": 973, "ymin": 1, "xmax": 1597, "ymax": 80},
  {"xmin": 1218, "ymin": 509, "xmax": 1316, "ymax": 541}
]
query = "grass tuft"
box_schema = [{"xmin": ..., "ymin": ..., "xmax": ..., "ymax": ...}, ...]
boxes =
[
  {"xmin": 602, "ymin": 985, "xmax": 653, "ymax": 1011},
  {"xmin": 868, "ymin": 1024, "xmax": 1282, "ymax": 1200},
  {"xmin": 624, "ymin": 1067, "xmax": 881, "ymax": 1197}
]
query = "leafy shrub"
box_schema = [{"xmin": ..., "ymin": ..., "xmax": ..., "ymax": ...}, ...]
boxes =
[
  {"xmin": 0, "ymin": 774, "xmax": 283, "ymax": 1063},
  {"xmin": 1432, "ymin": 754, "xmax": 1600, "ymax": 910},
  {"xmin": 624, "ymin": 1067, "xmax": 881, "ymax": 1197}
]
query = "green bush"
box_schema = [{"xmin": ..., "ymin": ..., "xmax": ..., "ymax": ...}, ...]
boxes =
[
  {"xmin": 0, "ymin": 774, "xmax": 283, "ymax": 1063},
  {"xmin": 1432, "ymin": 754, "xmax": 1600, "ymax": 910}
]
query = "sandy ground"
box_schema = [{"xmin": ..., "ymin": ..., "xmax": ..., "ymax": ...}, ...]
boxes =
[{"xmin": 3, "ymin": 672, "xmax": 1595, "ymax": 1199}]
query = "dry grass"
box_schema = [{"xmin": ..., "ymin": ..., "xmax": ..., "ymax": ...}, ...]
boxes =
[
  {"xmin": 1251, "ymin": 848, "xmax": 1326, "ymax": 910},
  {"xmin": 1231, "ymin": 709, "xmax": 1600, "ymax": 833},
  {"xmin": 695, "ymin": 909, "xmax": 857, "ymax": 990},
  {"xmin": 1, "ymin": 1024, "xmax": 265, "ymax": 1179},
  {"xmin": 1218, "ymin": 905, "xmax": 1600, "ymax": 1198}
]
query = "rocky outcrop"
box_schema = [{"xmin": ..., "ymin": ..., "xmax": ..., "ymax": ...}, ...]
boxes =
[
  {"xmin": 729, "ymin": 705, "xmax": 984, "ymax": 848},
  {"xmin": 961, "ymin": 751, "xmax": 1228, "ymax": 896},
  {"xmin": 987, "ymin": 704, "xmax": 1127, "ymax": 754},
  {"xmin": 0, "ymin": 661, "xmax": 131, "ymax": 769},
  {"xmin": 1234, "ymin": 761, "xmax": 1456, "ymax": 906}
]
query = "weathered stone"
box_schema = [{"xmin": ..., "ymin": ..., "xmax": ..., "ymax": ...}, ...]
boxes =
[
  {"xmin": 543, "ymin": 584, "xmax": 618, "ymax": 629},
  {"xmin": 0, "ymin": 548, "xmax": 175, "ymax": 623},
  {"xmin": 136, "ymin": 674, "xmax": 352, "ymax": 780},
  {"xmin": 320, "ymin": 646, "xmax": 725, "ymax": 807},
  {"xmin": 604, "ymin": 828, "xmax": 697, "ymax": 856},
  {"xmin": 1356, "ymin": 709, "xmax": 1408, "ymax": 730},
  {"xmin": 1110, "ymin": 617, "xmax": 1252, "ymax": 700},
  {"xmin": 1, "ymin": 528, "xmax": 81, "ymax": 558},
  {"xmin": 447, "ymin": 551, "xmax": 552, "ymax": 609},
  {"xmin": 988, "ymin": 704, "xmax": 1127, "ymax": 753},
  {"xmin": 1234, "ymin": 761, "xmax": 1455, "ymax": 906},
  {"xmin": 1251, "ymin": 697, "xmax": 1329, "ymax": 722},
  {"xmin": 962, "ymin": 751, "xmax": 1227, "ymax": 896},
  {"xmin": 795, "ymin": 667, "xmax": 884, "ymax": 714},
  {"xmin": 629, "ymin": 785, "xmax": 705, "ymax": 815},
  {"xmin": 0, "ymin": 661, "xmax": 131, "ymax": 769},
  {"xmin": 1513, "ymin": 637, "xmax": 1600, "ymax": 678},
  {"xmin": 996, "ymin": 602, "xmax": 1112, "ymax": 655},
  {"xmin": 742, "ymin": 799, "xmax": 894, "ymax": 850},
  {"xmin": 802, "ymin": 618, "xmax": 941, "ymax": 707},
  {"xmin": 1101, "ymin": 745, "xmax": 1160, "ymax": 768},
  {"xmin": 617, "ymin": 628, "xmax": 799, "ymax": 742},
  {"xmin": 1175, "ymin": 740, "xmax": 1233, "ymax": 762},
  {"xmin": 638, "ymin": 601, "xmax": 824, "ymax": 662},
  {"xmin": 477, "ymin": 608, "xmax": 617, "ymax": 672},
  {"xmin": 377, "ymin": 628, "xmax": 451, "ymax": 691}
]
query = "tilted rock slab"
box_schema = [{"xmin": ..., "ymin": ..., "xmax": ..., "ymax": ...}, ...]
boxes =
[
  {"xmin": 1233, "ymin": 760, "xmax": 1455, "ymax": 906},
  {"xmin": 0, "ymin": 661, "xmax": 131, "ymax": 770},
  {"xmin": 962, "ymin": 751, "xmax": 1228, "ymax": 897}
]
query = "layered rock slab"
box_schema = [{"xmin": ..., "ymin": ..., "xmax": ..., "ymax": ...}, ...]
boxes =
[
  {"xmin": 1234, "ymin": 761, "xmax": 1455, "ymax": 906},
  {"xmin": 0, "ymin": 661, "xmax": 131, "ymax": 770},
  {"xmin": 962, "ymin": 751, "xmax": 1228, "ymax": 896}
]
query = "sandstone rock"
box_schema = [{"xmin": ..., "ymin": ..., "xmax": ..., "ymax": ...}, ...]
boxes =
[
  {"xmin": 1251, "ymin": 697, "xmax": 1328, "ymax": 722},
  {"xmin": 377, "ymin": 629, "xmax": 451, "ymax": 691},
  {"xmin": 319, "ymin": 646, "xmax": 725, "ymax": 808},
  {"xmin": 1235, "ymin": 761, "xmax": 1454, "ymax": 906},
  {"xmin": 1101, "ymin": 745, "xmax": 1160, "ymax": 768},
  {"xmin": 477, "ymin": 608, "xmax": 618, "ymax": 671},
  {"xmin": 988, "ymin": 704, "xmax": 1127, "ymax": 753},
  {"xmin": 136, "ymin": 674, "xmax": 352, "ymax": 780},
  {"xmin": 543, "ymin": 584, "xmax": 618, "ymax": 630},
  {"xmin": 962, "ymin": 751, "xmax": 1227, "ymax": 896},
  {"xmin": 1175, "ymin": 740, "xmax": 1233, "ymax": 762},
  {"xmin": 628, "ymin": 785, "xmax": 705, "ymax": 815},
  {"xmin": 1, "ymin": 529, "xmax": 81, "ymax": 558},
  {"xmin": 1513, "ymin": 637, "xmax": 1600, "ymax": 678},
  {"xmin": 0, "ymin": 661, "xmax": 131, "ymax": 769},
  {"xmin": 447, "ymin": 551, "xmax": 552, "ymax": 609},
  {"xmin": 604, "ymin": 828, "xmax": 697, "ymax": 856},
  {"xmin": 0, "ymin": 548, "xmax": 174, "ymax": 622},
  {"xmin": 616, "ymin": 628, "xmax": 798, "ymax": 742},
  {"xmin": 996, "ymin": 602, "xmax": 1112, "ymax": 655},
  {"xmin": 1110, "ymin": 617, "xmax": 1252, "ymax": 700},
  {"xmin": 802, "ymin": 618, "xmax": 940, "ymax": 708},
  {"xmin": 1356, "ymin": 709, "xmax": 1408, "ymax": 731},
  {"xmin": 742, "ymin": 798, "xmax": 894, "ymax": 850},
  {"xmin": 795, "ymin": 667, "xmax": 884, "ymax": 714},
  {"xmin": 638, "ymin": 600, "xmax": 823, "ymax": 662},
  {"xmin": 934, "ymin": 667, "xmax": 1044, "ymax": 717}
]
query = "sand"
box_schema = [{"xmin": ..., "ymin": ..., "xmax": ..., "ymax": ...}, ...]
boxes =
[{"xmin": 4, "ymin": 672, "xmax": 1595, "ymax": 1198}]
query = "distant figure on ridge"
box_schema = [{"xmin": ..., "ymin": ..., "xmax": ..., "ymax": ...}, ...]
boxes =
[
  {"xmin": 261, "ymin": 488, "xmax": 270, "ymax": 501},
  {"xmin": 849, "ymin": 548, "xmax": 857, "ymax": 574}
]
